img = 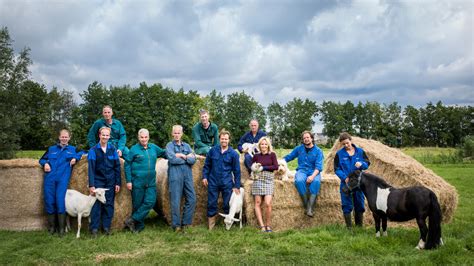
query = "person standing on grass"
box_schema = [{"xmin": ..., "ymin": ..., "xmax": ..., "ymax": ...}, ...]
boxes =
[
  {"xmin": 202, "ymin": 130, "xmax": 241, "ymax": 230},
  {"xmin": 192, "ymin": 109, "xmax": 219, "ymax": 156},
  {"xmin": 87, "ymin": 105, "xmax": 128, "ymax": 157},
  {"xmin": 334, "ymin": 132, "xmax": 370, "ymax": 229},
  {"xmin": 88, "ymin": 127, "xmax": 121, "ymax": 237},
  {"xmin": 165, "ymin": 125, "xmax": 197, "ymax": 233},
  {"xmin": 237, "ymin": 119, "xmax": 267, "ymax": 174},
  {"xmin": 124, "ymin": 128, "xmax": 166, "ymax": 233},
  {"xmin": 39, "ymin": 129, "xmax": 83, "ymax": 237},
  {"xmin": 284, "ymin": 131, "xmax": 324, "ymax": 217},
  {"xmin": 250, "ymin": 137, "xmax": 278, "ymax": 232}
]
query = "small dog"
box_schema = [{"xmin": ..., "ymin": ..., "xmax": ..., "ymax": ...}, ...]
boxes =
[
  {"xmin": 274, "ymin": 159, "xmax": 293, "ymax": 181},
  {"xmin": 242, "ymin": 143, "xmax": 259, "ymax": 157},
  {"xmin": 250, "ymin": 162, "xmax": 263, "ymax": 180}
]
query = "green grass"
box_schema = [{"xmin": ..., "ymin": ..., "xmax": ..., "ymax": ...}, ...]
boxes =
[
  {"xmin": 2, "ymin": 148, "xmax": 473, "ymax": 264},
  {"xmin": 15, "ymin": 150, "xmax": 44, "ymax": 159}
]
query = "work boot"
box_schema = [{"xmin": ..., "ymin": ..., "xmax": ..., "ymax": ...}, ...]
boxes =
[
  {"xmin": 124, "ymin": 217, "xmax": 136, "ymax": 232},
  {"xmin": 344, "ymin": 213, "xmax": 352, "ymax": 229},
  {"xmin": 354, "ymin": 212, "xmax": 364, "ymax": 227},
  {"xmin": 208, "ymin": 215, "xmax": 217, "ymax": 230},
  {"xmin": 300, "ymin": 194, "xmax": 308, "ymax": 209},
  {"xmin": 47, "ymin": 214, "xmax": 56, "ymax": 235},
  {"xmin": 104, "ymin": 228, "xmax": 111, "ymax": 236},
  {"xmin": 57, "ymin": 213, "xmax": 67, "ymax": 237},
  {"xmin": 91, "ymin": 229, "xmax": 98, "ymax": 239},
  {"xmin": 306, "ymin": 195, "xmax": 317, "ymax": 217}
]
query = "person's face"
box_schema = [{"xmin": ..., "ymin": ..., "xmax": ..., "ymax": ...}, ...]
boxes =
[
  {"xmin": 220, "ymin": 134, "xmax": 229, "ymax": 149},
  {"xmin": 249, "ymin": 121, "xmax": 259, "ymax": 133},
  {"xmin": 200, "ymin": 113, "xmax": 209, "ymax": 124},
  {"xmin": 58, "ymin": 131, "xmax": 70, "ymax": 146},
  {"xmin": 139, "ymin": 132, "xmax": 149, "ymax": 147},
  {"xmin": 172, "ymin": 128, "xmax": 183, "ymax": 142},
  {"xmin": 102, "ymin": 107, "xmax": 113, "ymax": 121},
  {"xmin": 99, "ymin": 129, "xmax": 110, "ymax": 144},
  {"xmin": 302, "ymin": 133, "xmax": 313, "ymax": 146},
  {"xmin": 342, "ymin": 139, "xmax": 352, "ymax": 150},
  {"xmin": 259, "ymin": 139, "xmax": 268, "ymax": 153}
]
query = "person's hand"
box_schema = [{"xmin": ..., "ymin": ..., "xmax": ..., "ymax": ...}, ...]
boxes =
[
  {"xmin": 355, "ymin": 162, "xmax": 362, "ymax": 168},
  {"xmin": 242, "ymin": 148, "xmax": 249, "ymax": 153},
  {"xmin": 70, "ymin": 158, "xmax": 77, "ymax": 166},
  {"xmin": 233, "ymin": 188, "xmax": 240, "ymax": 195},
  {"xmin": 89, "ymin": 186, "xmax": 96, "ymax": 196},
  {"xmin": 126, "ymin": 182, "xmax": 132, "ymax": 191},
  {"xmin": 202, "ymin": 179, "xmax": 208, "ymax": 187},
  {"xmin": 115, "ymin": 185, "xmax": 120, "ymax": 193},
  {"xmin": 186, "ymin": 153, "xmax": 196, "ymax": 160},
  {"xmin": 306, "ymin": 175, "xmax": 315, "ymax": 184},
  {"xmin": 117, "ymin": 150, "xmax": 123, "ymax": 157},
  {"xmin": 44, "ymin": 163, "xmax": 51, "ymax": 172},
  {"xmin": 345, "ymin": 177, "xmax": 349, "ymax": 184},
  {"xmin": 176, "ymin": 153, "xmax": 186, "ymax": 159}
]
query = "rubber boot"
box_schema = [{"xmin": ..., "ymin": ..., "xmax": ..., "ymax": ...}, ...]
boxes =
[
  {"xmin": 208, "ymin": 215, "xmax": 217, "ymax": 230},
  {"xmin": 344, "ymin": 213, "xmax": 352, "ymax": 229},
  {"xmin": 57, "ymin": 213, "xmax": 67, "ymax": 237},
  {"xmin": 300, "ymin": 194, "xmax": 308, "ymax": 209},
  {"xmin": 306, "ymin": 195, "xmax": 317, "ymax": 217},
  {"xmin": 47, "ymin": 214, "xmax": 56, "ymax": 235},
  {"xmin": 354, "ymin": 212, "xmax": 364, "ymax": 227}
]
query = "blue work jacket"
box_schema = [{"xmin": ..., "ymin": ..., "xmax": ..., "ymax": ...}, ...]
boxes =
[
  {"xmin": 125, "ymin": 143, "xmax": 166, "ymax": 187},
  {"xmin": 202, "ymin": 146, "xmax": 241, "ymax": 188},
  {"xmin": 88, "ymin": 143, "xmax": 121, "ymax": 188},
  {"xmin": 166, "ymin": 140, "xmax": 196, "ymax": 179},
  {"xmin": 39, "ymin": 144, "xmax": 82, "ymax": 179},
  {"xmin": 237, "ymin": 130, "xmax": 267, "ymax": 153},
  {"xmin": 334, "ymin": 144, "xmax": 370, "ymax": 189},
  {"xmin": 87, "ymin": 118, "xmax": 127, "ymax": 151},
  {"xmin": 284, "ymin": 144, "xmax": 324, "ymax": 175}
]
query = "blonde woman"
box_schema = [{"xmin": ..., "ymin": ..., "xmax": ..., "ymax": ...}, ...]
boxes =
[{"xmin": 250, "ymin": 137, "xmax": 278, "ymax": 232}]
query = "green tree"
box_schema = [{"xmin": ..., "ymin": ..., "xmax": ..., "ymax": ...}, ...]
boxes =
[
  {"xmin": 202, "ymin": 89, "xmax": 226, "ymax": 130},
  {"xmin": 380, "ymin": 102, "xmax": 402, "ymax": 147},
  {"xmin": 402, "ymin": 105, "xmax": 424, "ymax": 146},
  {"xmin": 267, "ymin": 102, "xmax": 285, "ymax": 148},
  {"xmin": 283, "ymin": 98, "xmax": 318, "ymax": 147}
]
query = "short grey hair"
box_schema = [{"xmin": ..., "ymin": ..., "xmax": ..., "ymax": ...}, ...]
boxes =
[
  {"xmin": 172, "ymin": 125, "xmax": 183, "ymax": 133},
  {"xmin": 138, "ymin": 128, "xmax": 149, "ymax": 138}
]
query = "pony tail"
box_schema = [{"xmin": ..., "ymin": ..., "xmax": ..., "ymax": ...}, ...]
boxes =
[{"xmin": 425, "ymin": 191, "xmax": 442, "ymax": 249}]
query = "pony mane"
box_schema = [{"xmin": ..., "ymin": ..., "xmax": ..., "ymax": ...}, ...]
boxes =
[{"xmin": 363, "ymin": 172, "xmax": 392, "ymax": 189}]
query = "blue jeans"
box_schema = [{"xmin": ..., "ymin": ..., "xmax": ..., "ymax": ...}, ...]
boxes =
[
  {"xmin": 341, "ymin": 190, "xmax": 365, "ymax": 214},
  {"xmin": 294, "ymin": 171, "xmax": 321, "ymax": 196},
  {"xmin": 169, "ymin": 173, "xmax": 196, "ymax": 228}
]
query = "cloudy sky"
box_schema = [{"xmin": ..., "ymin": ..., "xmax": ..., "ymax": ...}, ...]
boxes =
[{"xmin": 1, "ymin": 0, "xmax": 472, "ymax": 107}]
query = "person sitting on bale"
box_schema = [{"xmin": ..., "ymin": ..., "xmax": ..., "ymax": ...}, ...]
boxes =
[
  {"xmin": 284, "ymin": 130, "xmax": 324, "ymax": 217},
  {"xmin": 237, "ymin": 119, "xmax": 267, "ymax": 174},
  {"xmin": 192, "ymin": 109, "xmax": 219, "ymax": 156}
]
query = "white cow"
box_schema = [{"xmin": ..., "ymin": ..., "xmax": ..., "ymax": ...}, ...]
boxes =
[
  {"xmin": 219, "ymin": 187, "xmax": 245, "ymax": 230},
  {"xmin": 65, "ymin": 188, "xmax": 108, "ymax": 238}
]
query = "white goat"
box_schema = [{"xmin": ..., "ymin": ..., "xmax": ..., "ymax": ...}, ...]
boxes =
[
  {"xmin": 65, "ymin": 188, "xmax": 108, "ymax": 238},
  {"xmin": 219, "ymin": 187, "xmax": 244, "ymax": 230},
  {"xmin": 242, "ymin": 143, "xmax": 259, "ymax": 157}
]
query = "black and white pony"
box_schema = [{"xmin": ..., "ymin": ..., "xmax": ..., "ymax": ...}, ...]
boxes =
[{"xmin": 346, "ymin": 170, "xmax": 443, "ymax": 250}]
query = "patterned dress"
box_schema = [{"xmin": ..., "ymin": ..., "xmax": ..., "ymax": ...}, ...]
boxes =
[{"xmin": 251, "ymin": 152, "xmax": 279, "ymax": 195}]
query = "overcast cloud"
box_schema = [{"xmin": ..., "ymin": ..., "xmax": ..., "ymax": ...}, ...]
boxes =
[{"xmin": 1, "ymin": 0, "xmax": 472, "ymax": 107}]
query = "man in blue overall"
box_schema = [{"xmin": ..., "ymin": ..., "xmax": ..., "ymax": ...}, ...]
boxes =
[
  {"xmin": 202, "ymin": 130, "xmax": 241, "ymax": 230},
  {"xmin": 237, "ymin": 119, "xmax": 267, "ymax": 173}
]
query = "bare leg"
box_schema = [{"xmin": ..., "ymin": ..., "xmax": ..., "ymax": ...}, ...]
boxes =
[
  {"xmin": 254, "ymin": 196, "xmax": 265, "ymax": 231},
  {"xmin": 264, "ymin": 195, "xmax": 273, "ymax": 229}
]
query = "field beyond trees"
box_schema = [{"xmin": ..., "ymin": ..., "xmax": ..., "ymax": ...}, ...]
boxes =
[{"xmin": 1, "ymin": 148, "xmax": 473, "ymax": 264}]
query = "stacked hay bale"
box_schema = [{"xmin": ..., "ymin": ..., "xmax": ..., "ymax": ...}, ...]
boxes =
[
  {"xmin": 69, "ymin": 156, "xmax": 132, "ymax": 230},
  {"xmin": 324, "ymin": 137, "xmax": 458, "ymax": 223},
  {"xmin": 0, "ymin": 159, "xmax": 45, "ymax": 231}
]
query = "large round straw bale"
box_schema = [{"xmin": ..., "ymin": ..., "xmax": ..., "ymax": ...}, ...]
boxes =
[
  {"xmin": 69, "ymin": 156, "xmax": 132, "ymax": 230},
  {"xmin": 324, "ymin": 137, "xmax": 458, "ymax": 223},
  {"xmin": 0, "ymin": 159, "xmax": 45, "ymax": 231}
]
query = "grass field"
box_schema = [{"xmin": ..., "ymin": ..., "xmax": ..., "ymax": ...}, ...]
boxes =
[{"xmin": 2, "ymin": 148, "xmax": 473, "ymax": 264}]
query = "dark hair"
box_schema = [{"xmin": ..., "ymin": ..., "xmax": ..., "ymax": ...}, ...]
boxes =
[
  {"xmin": 301, "ymin": 130, "xmax": 314, "ymax": 142},
  {"xmin": 339, "ymin": 132, "xmax": 352, "ymax": 142},
  {"xmin": 219, "ymin": 129, "xmax": 231, "ymax": 139}
]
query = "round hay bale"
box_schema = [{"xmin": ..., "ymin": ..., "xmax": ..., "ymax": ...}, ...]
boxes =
[
  {"xmin": 0, "ymin": 159, "xmax": 45, "ymax": 231},
  {"xmin": 324, "ymin": 137, "xmax": 458, "ymax": 223},
  {"xmin": 69, "ymin": 156, "xmax": 132, "ymax": 230}
]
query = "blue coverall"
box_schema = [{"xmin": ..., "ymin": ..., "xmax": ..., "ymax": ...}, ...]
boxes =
[
  {"xmin": 88, "ymin": 143, "xmax": 121, "ymax": 231},
  {"xmin": 39, "ymin": 144, "xmax": 82, "ymax": 214},
  {"xmin": 125, "ymin": 143, "xmax": 166, "ymax": 231},
  {"xmin": 237, "ymin": 130, "xmax": 267, "ymax": 172},
  {"xmin": 334, "ymin": 144, "xmax": 370, "ymax": 214},
  {"xmin": 87, "ymin": 118, "xmax": 128, "ymax": 154},
  {"xmin": 166, "ymin": 141, "xmax": 197, "ymax": 229},
  {"xmin": 202, "ymin": 146, "xmax": 241, "ymax": 217},
  {"xmin": 284, "ymin": 144, "xmax": 324, "ymax": 196}
]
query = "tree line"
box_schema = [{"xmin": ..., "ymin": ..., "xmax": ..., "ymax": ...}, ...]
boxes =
[{"xmin": 1, "ymin": 27, "xmax": 472, "ymax": 159}]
